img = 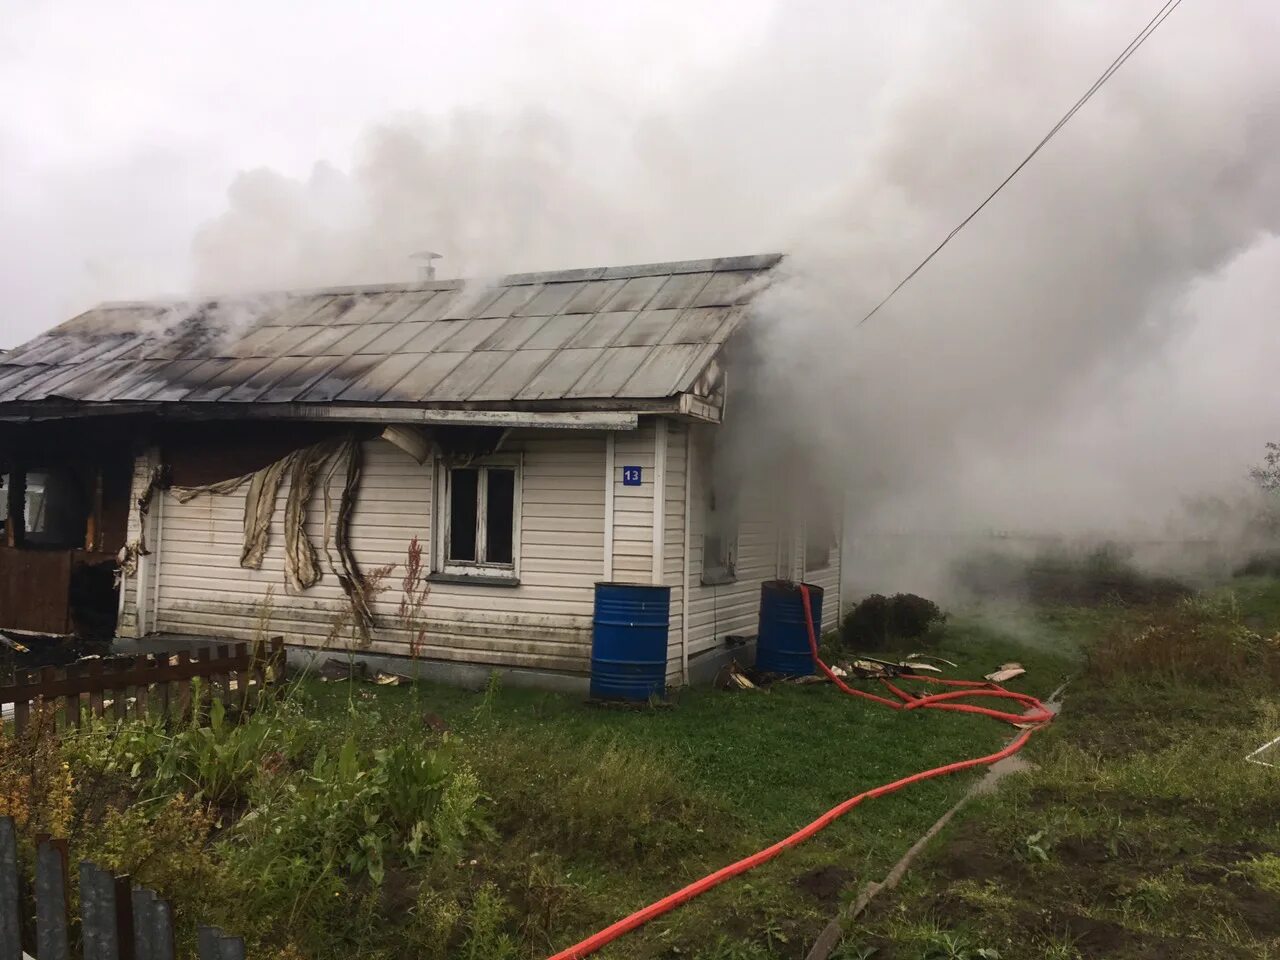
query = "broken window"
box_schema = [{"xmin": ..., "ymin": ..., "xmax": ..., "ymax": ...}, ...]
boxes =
[
  {"xmin": 804, "ymin": 507, "xmax": 838, "ymax": 573},
  {"xmin": 703, "ymin": 484, "xmax": 738, "ymax": 583},
  {"xmin": 442, "ymin": 462, "xmax": 518, "ymax": 576},
  {"xmin": 2, "ymin": 467, "xmax": 89, "ymax": 549}
]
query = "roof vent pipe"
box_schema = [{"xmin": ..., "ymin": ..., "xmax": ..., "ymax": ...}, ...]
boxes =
[{"xmin": 411, "ymin": 251, "xmax": 443, "ymax": 281}]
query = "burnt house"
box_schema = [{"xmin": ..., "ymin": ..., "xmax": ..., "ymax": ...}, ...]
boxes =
[{"xmin": 0, "ymin": 255, "xmax": 841, "ymax": 688}]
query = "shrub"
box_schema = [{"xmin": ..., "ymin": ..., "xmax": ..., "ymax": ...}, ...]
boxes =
[{"xmin": 840, "ymin": 593, "xmax": 945, "ymax": 650}]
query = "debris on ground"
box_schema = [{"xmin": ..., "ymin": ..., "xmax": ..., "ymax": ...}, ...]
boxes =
[
  {"xmin": 985, "ymin": 662, "xmax": 1026, "ymax": 683},
  {"xmin": 0, "ymin": 633, "xmax": 30, "ymax": 654},
  {"xmin": 907, "ymin": 652, "xmax": 957, "ymax": 668},
  {"xmin": 717, "ymin": 661, "xmax": 761, "ymax": 691},
  {"xmin": 373, "ymin": 671, "xmax": 410, "ymax": 686},
  {"xmin": 317, "ymin": 657, "xmax": 368, "ymax": 682},
  {"xmin": 1245, "ymin": 734, "xmax": 1280, "ymax": 768}
]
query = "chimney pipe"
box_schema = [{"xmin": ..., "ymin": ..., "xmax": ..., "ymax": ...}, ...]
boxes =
[{"xmin": 411, "ymin": 250, "xmax": 443, "ymax": 281}]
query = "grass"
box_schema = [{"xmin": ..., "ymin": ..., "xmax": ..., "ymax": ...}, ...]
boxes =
[
  {"xmin": 846, "ymin": 579, "xmax": 1280, "ymax": 960},
  {"xmin": 2, "ymin": 600, "xmax": 1082, "ymax": 960}
]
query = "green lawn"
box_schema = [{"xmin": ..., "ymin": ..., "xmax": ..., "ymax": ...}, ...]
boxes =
[{"xmin": 846, "ymin": 580, "xmax": 1280, "ymax": 960}]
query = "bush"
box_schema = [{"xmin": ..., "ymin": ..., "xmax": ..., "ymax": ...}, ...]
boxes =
[
  {"xmin": 840, "ymin": 593, "xmax": 945, "ymax": 650},
  {"xmin": 953, "ymin": 544, "xmax": 1192, "ymax": 606}
]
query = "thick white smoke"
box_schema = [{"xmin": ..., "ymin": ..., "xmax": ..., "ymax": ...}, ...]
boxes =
[{"xmin": 184, "ymin": 1, "xmax": 1280, "ymax": 590}]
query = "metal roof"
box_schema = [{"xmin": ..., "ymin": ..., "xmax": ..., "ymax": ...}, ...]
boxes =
[{"xmin": 0, "ymin": 254, "xmax": 781, "ymax": 412}]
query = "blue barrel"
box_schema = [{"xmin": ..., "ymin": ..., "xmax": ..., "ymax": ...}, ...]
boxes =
[
  {"xmin": 590, "ymin": 583, "xmax": 671, "ymax": 700},
  {"xmin": 756, "ymin": 580, "xmax": 825, "ymax": 676}
]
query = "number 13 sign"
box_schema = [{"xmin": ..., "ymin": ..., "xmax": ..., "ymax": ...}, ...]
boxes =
[{"xmin": 622, "ymin": 466, "xmax": 642, "ymax": 486}]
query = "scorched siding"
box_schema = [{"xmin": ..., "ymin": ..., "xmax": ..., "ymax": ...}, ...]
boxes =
[{"xmin": 149, "ymin": 431, "xmax": 608, "ymax": 674}]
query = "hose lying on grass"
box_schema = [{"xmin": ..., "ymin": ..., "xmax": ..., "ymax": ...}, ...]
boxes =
[{"xmin": 546, "ymin": 584, "xmax": 1054, "ymax": 960}]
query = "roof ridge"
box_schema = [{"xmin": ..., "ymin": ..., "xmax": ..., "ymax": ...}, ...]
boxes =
[{"xmin": 94, "ymin": 253, "xmax": 784, "ymax": 309}]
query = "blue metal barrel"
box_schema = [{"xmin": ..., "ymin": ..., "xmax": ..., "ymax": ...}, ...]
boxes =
[
  {"xmin": 756, "ymin": 580, "xmax": 825, "ymax": 676},
  {"xmin": 590, "ymin": 583, "xmax": 671, "ymax": 700}
]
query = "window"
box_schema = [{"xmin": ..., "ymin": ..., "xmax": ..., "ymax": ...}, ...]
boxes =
[
  {"xmin": 804, "ymin": 511, "xmax": 837, "ymax": 573},
  {"xmin": 702, "ymin": 485, "xmax": 738, "ymax": 584},
  {"xmin": 439, "ymin": 460, "xmax": 519, "ymax": 578}
]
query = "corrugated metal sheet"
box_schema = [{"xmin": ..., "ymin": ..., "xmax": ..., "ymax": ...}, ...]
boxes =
[{"xmin": 0, "ymin": 253, "xmax": 781, "ymax": 409}]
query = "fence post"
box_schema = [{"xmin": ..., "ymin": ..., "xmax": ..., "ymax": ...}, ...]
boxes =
[
  {"xmin": 11, "ymin": 669, "xmax": 31, "ymax": 736},
  {"xmin": 81, "ymin": 861, "xmax": 128, "ymax": 960},
  {"xmin": 35, "ymin": 839, "xmax": 69, "ymax": 960},
  {"xmin": 151, "ymin": 899, "xmax": 175, "ymax": 960},
  {"xmin": 0, "ymin": 817, "xmax": 20, "ymax": 960}
]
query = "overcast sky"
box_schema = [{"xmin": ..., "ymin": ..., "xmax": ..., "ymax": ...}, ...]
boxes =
[
  {"xmin": 1, "ymin": 0, "xmax": 779, "ymax": 346},
  {"xmin": 3, "ymin": 0, "xmax": 1279, "ymax": 542}
]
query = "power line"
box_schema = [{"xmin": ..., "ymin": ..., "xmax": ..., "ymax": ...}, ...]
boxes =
[{"xmin": 857, "ymin": 0, "xmax": 1187, "ymax": 327}]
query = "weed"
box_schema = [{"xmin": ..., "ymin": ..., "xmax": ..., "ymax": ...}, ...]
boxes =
[
  {"xmin": 922, "ymin": 930, "xmax": 1001, "ymax": 959},
  {"xmin": 1016, "ymin": 829, "xmax": 1051, "ymax": 863}
]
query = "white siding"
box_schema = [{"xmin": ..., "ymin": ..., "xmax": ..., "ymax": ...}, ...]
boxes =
[
  {"xmin": 610, "ymin": 424, "xmax": 656, "ymax": 584},
  {"xmin": 118, "ymin": 449, "xmax": 157, "ymax": 639},
  {"xmin": 149, "ymin": 431, "xmax": 608, "ymax": 674}
]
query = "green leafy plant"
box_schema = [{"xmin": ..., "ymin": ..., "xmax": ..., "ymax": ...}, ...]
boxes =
[{"xmin": 922, "ymin": 931, "xmax": 1000, "ymax": 960}]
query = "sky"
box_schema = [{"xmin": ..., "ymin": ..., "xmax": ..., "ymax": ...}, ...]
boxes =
[{"xmin": 3, "ymin": 0, "xmax": 1279, "ymax": 565}]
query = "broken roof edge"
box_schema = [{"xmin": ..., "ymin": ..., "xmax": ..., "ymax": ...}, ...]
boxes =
[
  {"xmin": 0, "ymin": 393, "xmax": 724, "ymax": 426},
  {"xmin": 92, "ymin": 253, "xmax": 786, "ymax": 310}
]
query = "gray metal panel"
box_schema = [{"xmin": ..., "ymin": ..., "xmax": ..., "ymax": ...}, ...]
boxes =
[
  {"xmin": 562, "ymin": 278, "xmax": 626, "ymax": 314},
  {"xmin": 0, "ymin": 334, "xmax": 60, "ymax": 365},
  {"xmin": 659, "ymin": 306, "xmax": 737, "ymax": 344},
  {"xmin": 689, "ymin": 270, "xmax": 759, "ymax": 306},
  {"xmin": 601, "ymin": 258, "xmax": 717, "ymax": 278},
  {"xmin": 306, "ymin": 292, "xmax": 392, "ymax": 326},
  {"xmin": 564, "ymin": 311, "xmax": 636, "ymax": 349},
  {"xmin": 361, "ymin": 322, "xmax": 430, "ymax": 354},
  {"xmin": 468, "ymin": 349, "xmax": 555, "ymax": 401},
  {"xmin": 376, "ymin": 291, "xmax": 440, "ymax": 325},
  {"xmin": 0, "ymin": 363, "xmax": 42, "ymax": 394},
  {"xmin": 322, "ymin": 323, "xmax": 393, "ymax": 356},
  {"xmin": 477, "ymin": 284, "xmax": 540, "ymax": 318},
  {"xmin": 515, "ymin": 282, "xmax": 584, "ymax": 316},
  {"xmin": 565, "ymin": 346, "xmax": 651, "ymax": 398},
  {"xmin": 226, "ymin": 325, "xmax": 291, "ymax": 358},
  {"xmin": 515, "ymin": 348, "xmax": 605, "ymax": 400},
  {"xmin": 434, "ymin": 316, "xmax": 507, "ymax": 353},
  {"xmin": 612, "ymin": 309, "xmax": 683, "ymax": 347},
  {"xmin": 256, "ymin": 356, "xmax": 341, "ymax": 403},
  {"xmin": 420, "ymin": 351, "xmax": 511, "ymax": 400},
  {"xmin": 3, "ymin": 363, "xmax": 87, "ymax": 401},
  {"xmin": 292, "ymin": 324, "xmax": 360, "ymax": 356},
  {"xmin": 297, "ymin": 355, "xmax": 385, "ymax": 402},
  {"xmin": 520, "ymin": 313, "xmax": 591, "ymax": 350},
  {"xmin": 80, "ymin": 862, "xmax": 120, "ymax": 960},
  {"xmin": 402, "ymin": 290, "xmax": 461, "ymax": 323},
  {"xmin": 79, "ymin": 360, "xmax": 178, "ymax": 402},
  {"xmin": 615, "ymin": 343, "xmax": 709, "ymax": 398},
  {"xmin": 383, "ymin": 352, "xmax": 469, "ymax": 400},
  {"xmin": 599, "ymin": 275, "xmax": 665, "ymax": 312},
  {"xmin": 261, "ymin": 295, "xmax": 331, "ymax": 326},
  {"xmin": 647, "ymin": 273, "xmax": 711, "ymax": 310},
  {"xmin": 440, "ymin": 286, "xmax": 503, "ymax": 320},
  {"xmin": 178, "ymin": 358, "xmax": 274, "ymax": 401},
  {"xmin": 263, "ymin": 325, "xmax": 327, "ymax": 357},
  {"xmin": 475, "ymin": 315, "xmax": 550, "ymax": 351},
  {"xmin": 121, "ymin": 359, "xmax": 207, "ymax": 401},
  {"xmin": 399, "ymin": 322, "xmax": 461, "ymax": 354},
  {"xmin": 336, "ymin": 353, "xmax": 427, "ymax": 402},
  {"xmin": 219, "ymin": 356, "xmax": 310, "ymax": 402},
  {"xmin": 41, "ymin": 361, "xmax": 136, "ymax": 400}
]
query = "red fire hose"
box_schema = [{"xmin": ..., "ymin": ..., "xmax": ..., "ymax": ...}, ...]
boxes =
[{"xmin": 546, "ymin": 585, "xmax": 1053, "ymax": 960}]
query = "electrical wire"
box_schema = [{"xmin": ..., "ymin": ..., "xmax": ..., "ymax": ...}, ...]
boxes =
[{"xmin": 857, "ymin": 0, "xmax": 1187, "ymax": 327}]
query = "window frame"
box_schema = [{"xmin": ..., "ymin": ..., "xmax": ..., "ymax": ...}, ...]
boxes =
[
  {"xmin": 701, "ymin": 484, "xmax": 739, "ymax": 585},
  {"xmin": 803, "ymin": 515, "xmax": 837, "ymax": 575},
  {"xmin": 433, "ymin": 454, "xmax": 522, "ymax": 582}
]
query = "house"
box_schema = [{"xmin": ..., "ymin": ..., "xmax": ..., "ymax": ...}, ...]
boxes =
[{"xmin": 0, "ymin": 254, "xmax": 841, "ymax": 689}]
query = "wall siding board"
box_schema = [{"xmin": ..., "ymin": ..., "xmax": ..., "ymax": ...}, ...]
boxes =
[{"xmin": 152, "ymin": 433, "xmax": 607, "ymax": 673}]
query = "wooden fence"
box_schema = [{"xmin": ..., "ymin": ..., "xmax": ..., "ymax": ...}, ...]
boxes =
[
  {"xmin": 0, "ymin": 641, "xmax": 286, "ymax": 735},
  {"xmin": 1, "ymin": 815, "xmax": 246, "ymax": 960}
]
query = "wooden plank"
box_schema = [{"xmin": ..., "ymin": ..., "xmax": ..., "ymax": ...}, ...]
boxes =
[
  {"xmin": 113, "ymin": 658, "xmax": 133, "ymax": 722},
  {"xmin": 12, "ymin": 669, "xmax": 30, "ymax": 736},
  {"xmin": 153, "ymin": 656, "xmax": 171, "ymax": 722},
  {"xmin": 215, "ymin": 645, "xmax": 231, "ymax": 711},
  {"xmin": 63, "ymin": 664, "xmax": 81, "ymax": 730},
  {"xmin": 0, "ymin": 649, "xmax": 253, "ymax": 704},
  {"xmin": 35, "ymin": 839, "xmax": 70, "ymax": 960},
  {"xmin": 87, "ymin": 661, "xmax": 106, "ymax": 720},
  {"xmin": 0, "ymin": 817, "xmax": 20, "ymax": 960},
  {"xmin": 114, "ymin": 875, "xmax": 135, "ymax": 960}
]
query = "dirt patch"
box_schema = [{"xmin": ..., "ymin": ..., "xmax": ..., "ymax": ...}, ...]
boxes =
[
  {"xmin": 1223, "ymin": 876, "xmax": 1280, "ymax": 939},
  {"xmin": 794, "ymin": 865, "xmax": 855, "ymax": 904},
  {"xmin": 933, "ymin": 830, "xmax": 1029, "ymax": 886}
]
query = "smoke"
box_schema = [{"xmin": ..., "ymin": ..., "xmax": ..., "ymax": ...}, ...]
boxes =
[{"xmin": 185, "ymin": 1, "xmax": 1280, "ymax": 590}]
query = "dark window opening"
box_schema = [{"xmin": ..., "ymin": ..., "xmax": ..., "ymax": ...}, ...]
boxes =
[
  {"xmin": 805, "ymin": 515, "xmax": 836, "ymax": 572},
  {"xmin": 485, "ymin": 468, "xmax": 515, "ymax": 565},
  {"xmin": 445, "ymin": 464, "xmax": 517, "ymax": 570},
  {"xmin": 448, "ymin": 468, "xmax": 479, "ymax": 562}
]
